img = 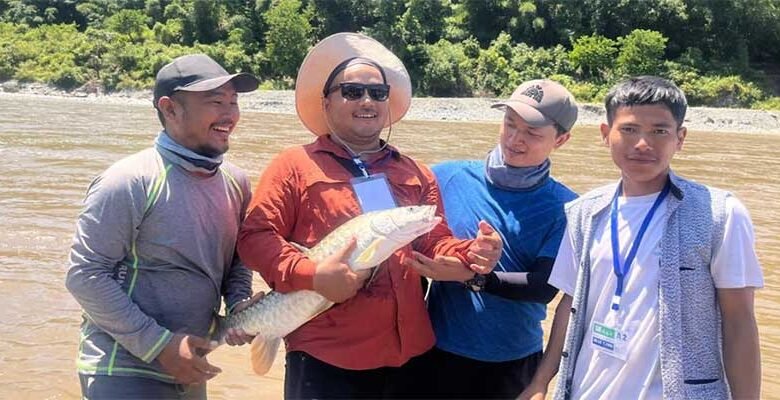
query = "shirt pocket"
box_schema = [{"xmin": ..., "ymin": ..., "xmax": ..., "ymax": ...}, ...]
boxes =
[{"xmin": 683, "ymin": 378, "xmax": 729, "ymax": 399}]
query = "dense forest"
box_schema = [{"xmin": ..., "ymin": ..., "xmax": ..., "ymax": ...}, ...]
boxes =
[{"xmin": 1, "ymin": 0, "xmax": 779, "ymax": 109}]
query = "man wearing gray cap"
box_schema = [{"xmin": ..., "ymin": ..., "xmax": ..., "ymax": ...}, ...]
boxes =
[
  {"xmin": 66, "ymin": 54, "xmax": 261, "ymax": 399},
  {"xmin": 407, "ymin": 79, "xmax": 578, "ymax": 399}
]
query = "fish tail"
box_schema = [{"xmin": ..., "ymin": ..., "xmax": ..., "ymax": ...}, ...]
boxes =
[{"xmin": 250, "ymin": 335, "xmax": 281, "ymax": 376}]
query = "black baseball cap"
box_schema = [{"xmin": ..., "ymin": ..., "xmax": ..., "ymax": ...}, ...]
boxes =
[{"xmin": 153, "ymin": 54, "xmax": 259, "ymax": 108}]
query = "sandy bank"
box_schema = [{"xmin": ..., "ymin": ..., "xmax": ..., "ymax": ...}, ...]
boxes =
[{"xmin": 3, "ymin": 83, "xmax": 778, "ymax": 134}]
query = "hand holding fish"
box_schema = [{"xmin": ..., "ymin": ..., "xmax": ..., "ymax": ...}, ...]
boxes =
[
  {"xmin": 467, "ymin": 221, "xmax": 502, "ymax": 274},
  {"xmin": 312, "ymin": 237, "xmax": 372, "ymax": 303},
  {"xmin": 157, "ymin": 333, "xmax": 222, "ymax": 384},
  {"xmin": 405, "ymin": 252, "xmax": 474, "ymax": 282},
  {"xmin": 223, "ymin": 291, "xmax": 266, "ymax": 346}
]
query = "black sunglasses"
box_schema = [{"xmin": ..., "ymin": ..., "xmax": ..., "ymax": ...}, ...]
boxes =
[{"xmin": 326, "ymin": 82, "xmax": 391, "ymax": 102}]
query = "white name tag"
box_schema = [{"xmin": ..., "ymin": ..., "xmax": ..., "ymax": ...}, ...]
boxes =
[
  {"xmin": 351, "ymin": 173, "xmax": 396, "ymax": 213},
  {"xmin": 589, "ymin": 311, "xmax": 636, "ymax": 361}
]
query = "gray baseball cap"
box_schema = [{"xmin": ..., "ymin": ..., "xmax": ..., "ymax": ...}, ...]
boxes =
[
  {"xmin": 153, "ymin": 54, "xmax": 259, "ymax": 108},
  {"xmin": 492, "ymin": 79, "xmax": 578, "ymax": 132}
]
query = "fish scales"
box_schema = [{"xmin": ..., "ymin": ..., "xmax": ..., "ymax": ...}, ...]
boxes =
[{"xmin": 215, "ymin": 205, "xmax": 442, "ymax": 374}]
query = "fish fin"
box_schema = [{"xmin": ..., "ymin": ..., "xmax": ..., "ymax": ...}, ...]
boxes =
[
  {"xmin": 289, "ymin": 241, "xmax": 310, "ymax": 255},
  {"xmin": 250, "ymin": 336, "xmax": 281, "ymax": 376},
  {"xmin": 354, "ymin": 238, "xmax": 383, "ymax": 266}
]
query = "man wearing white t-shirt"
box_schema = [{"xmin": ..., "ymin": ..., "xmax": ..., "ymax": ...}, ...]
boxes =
[{"xmin": 518, "ymin": 76, "xmax": 762, "ymax": 400}]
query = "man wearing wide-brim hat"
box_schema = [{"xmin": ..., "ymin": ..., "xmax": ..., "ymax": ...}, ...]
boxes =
[{"xmin": 238, "ymin": 33, "xmax": 503, "ymax": 398}]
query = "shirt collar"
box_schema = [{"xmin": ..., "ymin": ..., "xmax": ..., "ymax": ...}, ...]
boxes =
[{"xmin": 311, "ymin": 134, "xmax": 401, "ymax": 161}]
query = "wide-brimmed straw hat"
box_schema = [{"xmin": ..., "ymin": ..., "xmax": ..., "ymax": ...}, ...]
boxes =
[{"xmin": 295, "ymin": 32, "xmax": 412, "ymax": 136}]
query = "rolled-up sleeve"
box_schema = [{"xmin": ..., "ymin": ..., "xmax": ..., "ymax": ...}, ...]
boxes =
[{"xmin": 238, "ymin": 153, "xmax": 318, "ymax": 293}]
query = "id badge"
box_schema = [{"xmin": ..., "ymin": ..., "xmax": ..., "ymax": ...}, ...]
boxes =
[
  {"xmin": 351, "ymin": 173, "xmax": 397, "ymax": 213},
  {"xmin": 589, "ymin": 311, "xmax": 633, "ymax": 361}
]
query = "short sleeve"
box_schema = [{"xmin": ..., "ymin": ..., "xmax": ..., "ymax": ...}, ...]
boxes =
[
  {"xmin": 548, "ymin": 224, "xmax": 578, "ymax": 296},
  {"xmin": 711, "ymin": 196, "xmax": 764, "ymax": 289}
]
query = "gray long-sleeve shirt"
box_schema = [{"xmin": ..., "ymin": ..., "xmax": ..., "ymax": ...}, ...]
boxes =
[{"xmin": 65, "ymin": 147, "xmax": 252, "ymax": 382}]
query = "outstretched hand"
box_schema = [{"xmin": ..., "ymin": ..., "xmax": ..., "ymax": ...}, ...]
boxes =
[{"xmin": 467, "ymin": 221, "xmax": 502, "ymax": 274}]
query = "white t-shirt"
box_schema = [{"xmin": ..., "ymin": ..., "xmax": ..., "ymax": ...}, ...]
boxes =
[{"xmin": 549, "ymin": 193, "xmax": 763, "ymax": 400}]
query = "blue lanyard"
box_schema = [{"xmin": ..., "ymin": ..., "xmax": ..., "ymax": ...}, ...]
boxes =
[
  {"xmin": 609, "ymin": 180, "xmax": 671, "ymax": 311},
  {"xmin": 351, "ymin": 157, "xmax": 370, "ymax": 177}
]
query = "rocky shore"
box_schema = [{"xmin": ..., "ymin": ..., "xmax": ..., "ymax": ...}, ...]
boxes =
[{"xmin": 3, "ymin": 81, "xmax": 779, "ymax": 134}]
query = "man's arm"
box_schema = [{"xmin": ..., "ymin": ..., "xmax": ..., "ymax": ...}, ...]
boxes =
[
  {"xmin": 518, "ymin": 294, "xmax": 572, "ymax": 400},
  {"xmin": 236, "ymin": 153, "xmax": 369, "ymax": 302},
  {"xmin": 65, "ymin": 171, "xmax": 174, "ymax": 363},
  {"xmin": 483, "ymin": 257, "xmax": 558, "ymax": 303},
  {"xmin": 222, "ymin": 176, "xmax": 254, "ymax": 312},
  {"xmin": 65, "ymin": 169, "xmax": 220, "ymax": 383},
  {"xmin": 719, "ymin": 287, "xmax": 761, "ymax": 399},
  {"xmin": 237, "ymin": 153, "xmax": 319, "ymax": 292}
]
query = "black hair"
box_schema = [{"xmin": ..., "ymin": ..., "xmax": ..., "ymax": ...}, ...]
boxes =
[
  {"xmin": 605, "ymin": 76, "xmax": 687, "ymax": 127},
  {"xmin": 155, "ymin": 92, "xmax": 186, "ymax": 128},
  {"xmin": 554, "ymin": 122, "xmax": 567, "ymax": 136}
]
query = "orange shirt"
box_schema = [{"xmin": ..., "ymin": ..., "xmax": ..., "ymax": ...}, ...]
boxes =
[{"xmin": 238, "ymin": 135, "xmax": 472, "ymax": 370}]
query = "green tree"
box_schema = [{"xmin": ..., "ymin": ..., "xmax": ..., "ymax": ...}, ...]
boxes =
[
  {"xmin": 419, "ymin": 39, "xmax": 473, "ymax": 96},
  {"xmin": 569, "ymin": 34, "xmax": 618, "ymax": 82},
  {"xmin": 105, "ymin": 9, "xmax": 149, "ymax": 43},
  {"xmin": 395, "ymin": 0, "xmax": 448, "ymax": 45},
  {"xmin": 473, "ymin": 32, "xmax": 519, "ymax": 96},
  {"xmin": 616, "ymin": 29, "xmax": 667, "ymax": 77},
  {"xmin": 360, "ymin": 0, "xmax": 405, "ymax": 54},
  {"xmin": 309, "ymin": 0, "xmax": 377, "ymax": 38},
  {"xmin": 190, "ymin": 0, "xmax": 223, "ymax": 44},
  {"xmin": 264, "ymin": 0, "xmax": 312, "ymax": 79}
]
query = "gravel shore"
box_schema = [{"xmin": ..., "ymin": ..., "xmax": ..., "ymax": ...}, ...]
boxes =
[{"xmin": 3, "ymin": 83, "xmax": 779, "ymax": 134}]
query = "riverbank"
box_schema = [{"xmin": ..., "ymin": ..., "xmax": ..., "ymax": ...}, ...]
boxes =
[{"xmin": 3, "ymin": 82, "xmax": 779, "ymax": 134}]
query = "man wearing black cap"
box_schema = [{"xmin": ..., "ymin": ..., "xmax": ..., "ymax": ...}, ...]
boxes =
[{"xmin": 66, "ymin": 54, "xmax": 261, "ymax": 399}]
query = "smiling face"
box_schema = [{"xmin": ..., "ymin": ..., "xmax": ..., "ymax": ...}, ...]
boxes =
[
  {"xmin": 323, "ymin": 64, "xmax": 389, "ymax": 152},
  {"xmin": 601, "ymin": 104, "xmax": 686, "ymax": 196},
  {"xmin": 499, "ymin": 108, "xmax": 570, "ymax": 167},
  {"xmin": 159, "ymin": 81, "xmax": 240, "ymax": 157}
]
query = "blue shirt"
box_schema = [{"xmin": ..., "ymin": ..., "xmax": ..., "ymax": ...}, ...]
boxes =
[{"xmin": 429, "ymin": 160, "xmax": 577, "ymax": 362}]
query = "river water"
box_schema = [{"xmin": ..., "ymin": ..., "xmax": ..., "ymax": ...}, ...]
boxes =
[{"xmin": 0, "ymin": 94, "xmax": 777, "ymax": 399}]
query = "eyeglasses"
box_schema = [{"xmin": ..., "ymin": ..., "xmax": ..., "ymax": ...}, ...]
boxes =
[{"xmin": 325, "ymin": 83, "xmax": 391, "ymax": 102}]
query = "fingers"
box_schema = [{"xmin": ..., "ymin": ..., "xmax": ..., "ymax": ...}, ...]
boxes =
[
  {"xmin": 335, "ymin": 237, "xmax": 358, "ymax": 262},
  {"xmin": 476, "ymin": 221, "xmax": 501, "ymax": 246},
  {"xmin": 354, "ymin": 269, "xmax": 372, "ymax": 283},
  {"xmin": 191, "ymin": 356, "xmax": 222, "ymax": 382},
  {"xmin": 478, "ymin": 220, "xmax": 495, "ymax": 235},
  {"xmin": 225, "ymin": 328, "xmax": 255, "ymax": 346},
  {"xmin": 404, "ymin": 252, "xmax": 435, "ymax": 278},
  {"xmin": 405, "ymin": 251, "xmax": 474, "ymax": 282},
  {"xmin": 469, "ymin": 263, "xmax": 493, "ymax": 275}
]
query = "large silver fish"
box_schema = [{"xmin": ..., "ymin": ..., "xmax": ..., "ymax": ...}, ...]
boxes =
[{"xmin": 214, "ymin": 205, "xmax": 441, "ymax": 374}]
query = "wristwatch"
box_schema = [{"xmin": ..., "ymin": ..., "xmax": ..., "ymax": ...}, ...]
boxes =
[{"xmin": 464, "ymin": 273, "xmax": 487, "ymax": 292}]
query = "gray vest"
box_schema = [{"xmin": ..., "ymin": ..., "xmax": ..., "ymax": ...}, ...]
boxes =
[{"xmin": 554, "ymin": 172, "xmax": 731, "ymax": 400}]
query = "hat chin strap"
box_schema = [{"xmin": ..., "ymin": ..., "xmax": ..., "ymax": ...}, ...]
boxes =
[{"xmin": 324, "ymin": 106, "xmax": 394, "ymax": 159}]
